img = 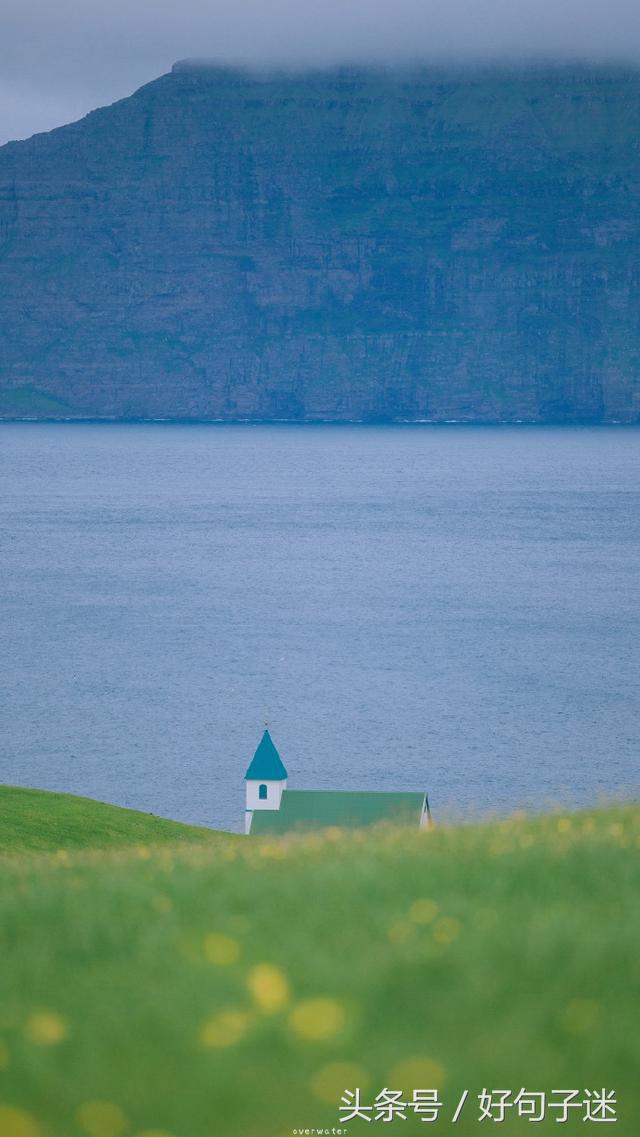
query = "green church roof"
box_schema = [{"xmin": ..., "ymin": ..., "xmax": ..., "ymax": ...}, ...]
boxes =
[
  {"xmin": 244, "ymin": 730, "xmax": 288, "ymax": 781},
  {"xmin": 250, "ymin": 789, "xmax": 426, "ymax": 835}
]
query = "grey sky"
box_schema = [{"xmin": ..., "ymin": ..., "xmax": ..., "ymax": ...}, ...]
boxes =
[{"xmin": 2, "ymin": 0, "xmax": 640, "ymax": 144}]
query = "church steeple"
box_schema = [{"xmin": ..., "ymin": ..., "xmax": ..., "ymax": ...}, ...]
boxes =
[
  {"xmin": 244, "ymin": 729, "xmax": 288, "ymax": 781},
  {"xmin": 244, "ymin": 729, "xmax": 288, "ymax": 833}
]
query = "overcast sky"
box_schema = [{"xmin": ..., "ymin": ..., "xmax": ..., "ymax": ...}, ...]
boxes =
[{"xmin": 2, "ymin": 0, "xmax": 640, "ymax": 144}]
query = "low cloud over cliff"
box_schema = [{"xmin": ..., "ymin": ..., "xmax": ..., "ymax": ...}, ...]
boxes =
[{"xmin": 2, "ymin": 0, "xmax": 640, "ymax": 142}]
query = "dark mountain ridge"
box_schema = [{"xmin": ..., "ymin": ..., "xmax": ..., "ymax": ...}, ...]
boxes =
[{"xmin": 1, "ymin": 62, "xmax": 639, "ymax": 422}]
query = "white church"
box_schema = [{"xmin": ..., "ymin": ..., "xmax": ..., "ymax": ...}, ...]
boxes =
[{"xmin": 245, "ymin": 729, "xmax": 430, "ymax": 835}]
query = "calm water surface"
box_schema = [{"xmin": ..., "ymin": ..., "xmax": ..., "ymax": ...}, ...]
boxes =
[{"xmin": 1, "ymin": 424, "xmax": 638, "ymax": 832}]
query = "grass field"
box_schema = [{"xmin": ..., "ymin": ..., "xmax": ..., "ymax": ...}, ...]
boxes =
[
  {"xmin": 0, "ymin": 786, "xmax": 230, "ymax": 855},
  {"xmin": 0, "ymin": 787, "xmax": 638, "ymax": 1137}
]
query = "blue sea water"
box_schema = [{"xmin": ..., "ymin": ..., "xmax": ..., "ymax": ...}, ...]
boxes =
[{"xmin": 1, "ymin": 423, "xmax": 638, "ymax": 833}]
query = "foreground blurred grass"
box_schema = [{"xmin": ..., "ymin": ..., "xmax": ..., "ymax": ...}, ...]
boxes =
[{"xmin": 0, "ymin": 792, "xmax": 638, "ymax": 1136}]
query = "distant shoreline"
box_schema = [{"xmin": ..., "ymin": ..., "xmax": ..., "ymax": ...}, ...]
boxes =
[{"xmin": 1, "ymin": 417, "xmax": 638, "ymax": 427}]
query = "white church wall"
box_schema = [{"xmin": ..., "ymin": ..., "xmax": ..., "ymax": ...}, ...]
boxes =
[{"xmin": 246, "ymin": 779, "xmax": 287, "ymax": 811}]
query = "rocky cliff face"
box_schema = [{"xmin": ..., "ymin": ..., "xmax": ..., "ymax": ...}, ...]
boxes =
[{"xmin": 1, "ymin": 62, "xmax": 639, "ymax": 421}]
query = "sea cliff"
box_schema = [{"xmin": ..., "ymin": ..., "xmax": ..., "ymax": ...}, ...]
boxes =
[{"xmin": 0, "ymin": 63, "xmax": 639, "ymax": 421}]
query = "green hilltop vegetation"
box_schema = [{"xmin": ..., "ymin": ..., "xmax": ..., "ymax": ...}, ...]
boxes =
[
  {"xmin": 0, "ymin": 785, "xmax": 229, "ymax": 855},
  {"xmin": 0, "ymin": 786, "xmax": 638, "ymax": 1136}
]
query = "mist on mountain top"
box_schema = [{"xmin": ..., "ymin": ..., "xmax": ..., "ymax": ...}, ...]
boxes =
[{"xmin": 2, "ymin": 0, "xmax": 640, "ymax": 141}]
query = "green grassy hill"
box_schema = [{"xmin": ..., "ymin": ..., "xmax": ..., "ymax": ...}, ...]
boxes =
[
  {"xmin": 0, "ymin": 793, "xmax": 638, "ymax": 1136},
  {"xmin": 0, "ymin": 785, "xmax": 228, "ymax": 855}
]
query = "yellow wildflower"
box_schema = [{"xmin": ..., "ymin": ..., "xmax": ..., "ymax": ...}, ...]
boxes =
[
  {"xmin": 388, "ymin": 920, "xmax": 413, "ymax": 945},
  {"xmin": 323, "ymin": 827, "xmax": 343, "ymax": 842},
  {"xmin": 409, "ymin": 899, "xmax": 439, "ymax": 925},
  {"xmin": 76, "ymin": 1101, "xmax": 128, "ymax": 1137},
  {"xmin": 199, "ymin": 1009, "xmax": 252, "ymax": 1048},
  {"xmin": 247, "ymin": 964, "xmax": 290, "ymax": 1013},
  {"xmin": 23, "ymin": 1011, "xmax": 68, "ymax": 1046},
  {"xmin": 135, "ymin": 1131, "xmax": 175, "ymax": 1137},
  {"xmin": 433, "ymin": 917, "xmax": 462, "ymax": 945},
  {"xmin": 0, "ymin": 1106, "xmax": 41, "ymax": 1137},
  {"xmin": 311, "ymin": 1061, "xmax": 370, "ymax": 1104},
  {"xmin": 203, "ymin": 933, "xmax": 240, "ymax": 966},
  {"xmin": 258, "ymin": 842, "xmax": 288, "ymax": 860},
  {"xmin": 389, "ymin": 1056, "xmax": 446, "ymax": 1091},
  {"xmin": 289, "ymin": 998, "xmax": 346, "ymax": 1041}
]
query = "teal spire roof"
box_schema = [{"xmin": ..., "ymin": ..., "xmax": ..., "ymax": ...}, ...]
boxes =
[{"xmin": 244, "ymin": 729, "xmax": 288, "ymax": 781}]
